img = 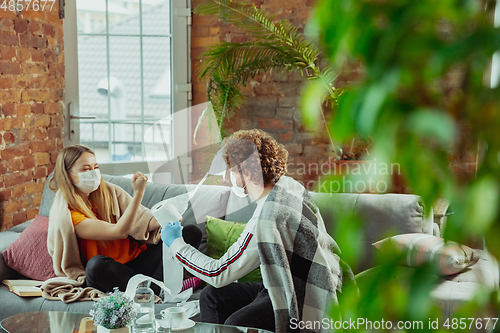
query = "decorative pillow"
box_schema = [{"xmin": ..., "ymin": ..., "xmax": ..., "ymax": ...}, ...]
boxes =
[
  {"xmin": 205, "ymin": 216, "xmax": 262, "ymax": 283},
  {"xmin": 373, "ymin": 233, "xmax": 479, "ymax": 276},
  {"xmin": 2, "ymin": 215, "xmax": 57, "ymax": 281}
]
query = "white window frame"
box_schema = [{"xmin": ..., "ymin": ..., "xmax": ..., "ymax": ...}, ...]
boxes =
[{"xmin": 63, "ymin": 0, "xmax": 192, "ymax": 183}]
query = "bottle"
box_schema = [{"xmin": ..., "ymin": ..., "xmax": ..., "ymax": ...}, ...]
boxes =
[{"xmin": 133, "ymin": 281, "xmax": 155, "ymax": 333}]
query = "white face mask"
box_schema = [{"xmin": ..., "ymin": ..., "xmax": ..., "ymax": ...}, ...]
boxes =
[
  {"xmin": 230, "ymin": 171, "xmax": 247, "ymax": 198},
  {"xmin": 72, "ymin": 169, "xmax": 101, "ymax": 194}
]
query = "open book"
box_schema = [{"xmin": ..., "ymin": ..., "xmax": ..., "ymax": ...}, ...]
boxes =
[{"xmin": 2, "ymin": 279, "xmax": 43, "ymax": 297}]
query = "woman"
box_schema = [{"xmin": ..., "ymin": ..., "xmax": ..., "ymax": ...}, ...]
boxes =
[{"xmin": 45, "ymin": 145, "xmax": 201, "ymax": 299}]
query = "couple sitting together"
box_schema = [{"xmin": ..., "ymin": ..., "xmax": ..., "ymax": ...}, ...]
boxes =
[{"xmin": 45, "ymin": 129, "xmax": 350, "ymax": 332}]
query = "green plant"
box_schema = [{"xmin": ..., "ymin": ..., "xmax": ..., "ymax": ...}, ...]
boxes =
[
  {"xmin": 90, "ymin": 288, "xmax": 136, "ymax": 329},
  {"xmin": 306, "ymin": 0, "xmax": 500, "ymax": 330},
  {"xmin": 193, "ymin": 0, "xmax": 340, "ymax": 152}
]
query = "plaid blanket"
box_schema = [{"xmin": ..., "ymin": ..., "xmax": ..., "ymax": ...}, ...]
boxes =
[{"xmin": 255, "ymin": 176, "xmax": 350, "ymax": 332}]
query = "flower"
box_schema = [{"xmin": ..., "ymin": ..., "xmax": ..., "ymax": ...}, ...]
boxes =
[{"xmin": 90, "ymin": 287, "xmax": 137, "ymax": 329}]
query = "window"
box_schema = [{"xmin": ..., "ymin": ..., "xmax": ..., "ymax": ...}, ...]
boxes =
[{"xmin": 64, "ymin": 0, "xmax": 192, "ymax": 181}]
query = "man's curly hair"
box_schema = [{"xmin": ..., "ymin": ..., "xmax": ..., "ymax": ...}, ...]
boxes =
[{"xmin": 222, "ymin": 129, "xmax": 288, "ymax": 186}]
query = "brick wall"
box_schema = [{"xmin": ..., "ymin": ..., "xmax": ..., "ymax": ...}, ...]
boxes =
[
  {"xmin": 0, "ymin": 7, "xmax": 64, "ymax": 230},
  {"xmin": 190, "ymin": 0, "xmax": 334, "ymax": 185},
  {"xmin": 189, "ymin": 0, "xmax": 478, "ymax": 190}
]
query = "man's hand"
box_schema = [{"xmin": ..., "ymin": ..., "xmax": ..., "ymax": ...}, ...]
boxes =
[{"xmin": 161, "ymin": 220, "xmax": 183, "ymax": 247}]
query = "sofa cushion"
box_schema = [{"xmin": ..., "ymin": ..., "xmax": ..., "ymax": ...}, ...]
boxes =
[
  {"xmin": 311, "ymin": 193, "xmax": 433, "ymax": 273},
  {"xmin": 373, "ymin": 233, "xmax": 479, "ymax": 276},
  {"xmin": 205, "ymin": 216, "xmax": 262, "ymax": 283},
  {"xmin": 2, "ymin": 215, "xmax": 57, "ymax": 281}
]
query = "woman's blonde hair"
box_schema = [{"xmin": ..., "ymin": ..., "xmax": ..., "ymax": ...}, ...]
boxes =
[{"xmin": 49, "ymin": 145, "xmax": 115, "ymax": 225}]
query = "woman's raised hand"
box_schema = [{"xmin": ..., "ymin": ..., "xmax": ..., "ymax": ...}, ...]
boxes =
[{"xmin": 131, "ymin": 171, "xmax": 148, "ymax": 193}]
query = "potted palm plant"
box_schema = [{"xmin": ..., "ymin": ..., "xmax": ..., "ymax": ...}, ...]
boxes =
[{"xmin": 193, "ymin": 0, "xmax": 343, "ymax": 157}]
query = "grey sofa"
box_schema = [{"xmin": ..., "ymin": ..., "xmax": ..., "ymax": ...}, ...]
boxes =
[{"xmin": 0, "ymin": 175, "xmax": 498, "ymax": 322}]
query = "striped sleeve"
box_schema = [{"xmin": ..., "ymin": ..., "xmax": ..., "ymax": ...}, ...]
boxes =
[{"xmin": 169, "ymin": 226, "xmax": 260, "ymax": 288}]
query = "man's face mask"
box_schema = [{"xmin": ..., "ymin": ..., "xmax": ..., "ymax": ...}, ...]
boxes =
[{"xmin": 230, "ymin": 171, "xmax": 247, "ymax": 198}]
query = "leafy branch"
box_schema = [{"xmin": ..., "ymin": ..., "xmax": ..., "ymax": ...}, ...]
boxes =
[{"xmin": 194, "ymin": 0, "xmax": 339, "ymax": 152}]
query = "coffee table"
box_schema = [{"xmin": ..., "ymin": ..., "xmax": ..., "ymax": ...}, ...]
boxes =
[{"xmin": 0, "ymin": 311, "xmax": 273, "ymax": 333}]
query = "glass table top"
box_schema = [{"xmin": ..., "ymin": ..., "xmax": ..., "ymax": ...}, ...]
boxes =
[{"xmin": 0, "ymin": 311, "xmax": 273, "ymax": 333}]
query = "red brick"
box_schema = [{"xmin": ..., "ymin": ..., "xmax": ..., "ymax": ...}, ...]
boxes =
[
  {"xmin": 0, "ymin": 188, "xmax": 12, "ymax": 201},
  {"xmin": 51, "ymin": 115, "xmax": 64, "ymax": 127},
  {"xmin": 48, "ymin": 63, "xmax": 64, "ymax": 77},
  {"xmin": 34, "ymin": 152, "xmax": 50, "ymax": 166},
  {"xmin": 280, "ymin": 131, "xmax": 294, "ymax": 142},
  {"xmin": 33, "ymin": 128, "xmax": 45, "ymax": 140},
  {"xmin": 27, "ymin": 76, "xmax": 48, "ymax": 89},
  {"xmin": 0, "ymin": 18, "xmax": 14, "ymax": 32},
  {"xmin": 258, "ymin": 118, "xmax": 294, "ymax": 130},
  {"xmin": 0, "ymin": 46, "xmax": 16, "ymax": 61},
  {"xmin": 0, "ymin": 32, "xmax": 19, "ymax": 46},
  {"xmin": 17, "ymin": 104, "xmax": 30, "ymax": 116},
  {"xmin": 2, "ymin": 144, "xmax": 30, "ymax": 160},
  {"xmin": 3, "ymin": 201, "xmax": 21, "ymax": 214},
  {"xmin": 22, "ymin": 89, "xmax": 50, "ymax": 102},
  {"xmin": 44, "ymin": 102, "xmax": 62, "ymax": 115},
  {"xmin": 31, "ymin": 48, "xmax": 44, "ymax": 62},
  {"xmin": 42, "ymin": 23, "xmax": 55, "ymax": 37},
  {"xmin": 32, "ymin": 103, "xmax": 45, "ymax": 114},
  {"xmin": 0, "ymin": 76, "xmax": 14, "ymax": 89},
  {"xmin": 15, "ymin": 75, "xmax": 27, "ymax": 88},
  {"xmin": 50, "ymin": 152, "xmax": 58, "ymax": 164},
  {"xmin": 12, "ymin": 211, "xmax": 27, "ymax": 225},
  {"xmin": 30, "ymin": 140, "xmax": 56, "ymax": 153},
  {"xmin": 32, "ymin": 193, "xmax": 42, "ymax": 206},
  {"xmin": 20, "ymin": 128, "xmax": 35, "ymax": 141},
  {"xmin": 29, "ymin": 20, "xmax": 42, "ymax": 34},
  {"xmin": 6, "ymin": 157, "xmax": 22, "ymax": 173},
  {"xmin": 19, "ymin": 34, "xmax": 30, "ymax": 48},
  {"xmin": 4, "ymin": 171, "xmax": 32, "ymax": 188},
  {"xmin": 35, "ymin": 114, "xmax": 51, "ymax": 127},
  {"xmin": 30, "ymin": 35, "xmax": 48, "ymax": 49},
  {"xmin": 0, "ymin": 89, "xmax": 21, "ymax": 103},
  {"xmin": 16, "ymin": 48, "xmax": 30, "ymax": 62},
  {"xmin": 20, "ymin": 197, "xmax": 31, "ymax": 210},
  {"xmin": 0, "ymin": 118, "xmax": 13, "ymax": 131},
  {"xmin": 49, "ymin": 88, "xmax": 64, "ymax": 102},
  {"xmin": 24, "ymin": 10, "xmax": 46, "ymax": 21},
  {"xmin": 191, "ymin": 36, "xmax": 220, "ymax": 48},
  {"xmin": 21, "ymin": 62, "xmax": 49, "ymax": 75},
  {"xmin": 27, "ymin": 208, "xmax": 38, "ymax": 220},
  {"xmin": 12, "ymin": 184, "xmax": 26, "ymax": 199},
  {"xmin": 23, "ymin": 117, "xmax": 35, "ymax": 128},
  {"xmin": 14, "ymin": 19, "xmax": 28, "ymax": 34},
  {"xmin": 33, "ymin": 166, "xmax": 47, "ymax": 179},
  {"xmin": 46, "ymin": 164, "xmax": 55, "ymax": 176},
  {"xmin": 44, "ymin": 49, "xmax": 57, "ymax": 63},
  {"xmin": 22, "ymin": 155, "xmax": 36, "ymax": 169},
  {"xmin": 285, "ymin": 144, "xmax": 303, "ymax": 155},
  {"xmin": 3, "ymin": 132, "xmax": 15, "ymax": 144},
  {"xmin": 1, "ymin": 103, "xmax": 15, "ymax": 116},
  {"xmin": 48, "ymin": 127, "xmax": 62, "ymax": 139},
  {"xmin": 26, "ymin": 181, "xmax": 44, "ymax": 195},
  {"xmin": 0, "ymin": 61, "xmax": 20, "ymax": 75}
]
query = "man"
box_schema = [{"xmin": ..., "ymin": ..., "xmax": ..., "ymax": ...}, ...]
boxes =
[{"xmin": 161, "ymin": 129, "xmax": 347, "ymax": 332}]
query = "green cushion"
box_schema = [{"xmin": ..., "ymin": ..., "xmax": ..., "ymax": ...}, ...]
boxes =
[{"xmin": 205, "ymin": 216, "xmax": 262, "ymax": 283}]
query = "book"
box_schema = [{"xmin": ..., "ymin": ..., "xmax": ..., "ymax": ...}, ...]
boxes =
[{"xmin": 2, "ymin": 279, "xmax": 43, "ymax": 297}]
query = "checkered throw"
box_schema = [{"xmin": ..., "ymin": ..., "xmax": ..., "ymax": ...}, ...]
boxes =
[{"xmin": 255, "ymin": 176, "xmax": 347, "ymax": 332}]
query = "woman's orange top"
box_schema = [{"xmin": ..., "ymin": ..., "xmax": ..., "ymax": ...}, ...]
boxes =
[{"xmin": 70, "ymin": 208, "xmax": 147, "ymax": 265}]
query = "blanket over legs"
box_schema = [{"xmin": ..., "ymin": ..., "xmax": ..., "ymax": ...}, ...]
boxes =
[{"xmin": 255, "ymin": 176, "xmax": 353, "ymax": 332}]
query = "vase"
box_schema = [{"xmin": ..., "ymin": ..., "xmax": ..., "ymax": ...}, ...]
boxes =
[{"xmin": 96, "ymin": 325, "xmax": 130, "ymax": 333}]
